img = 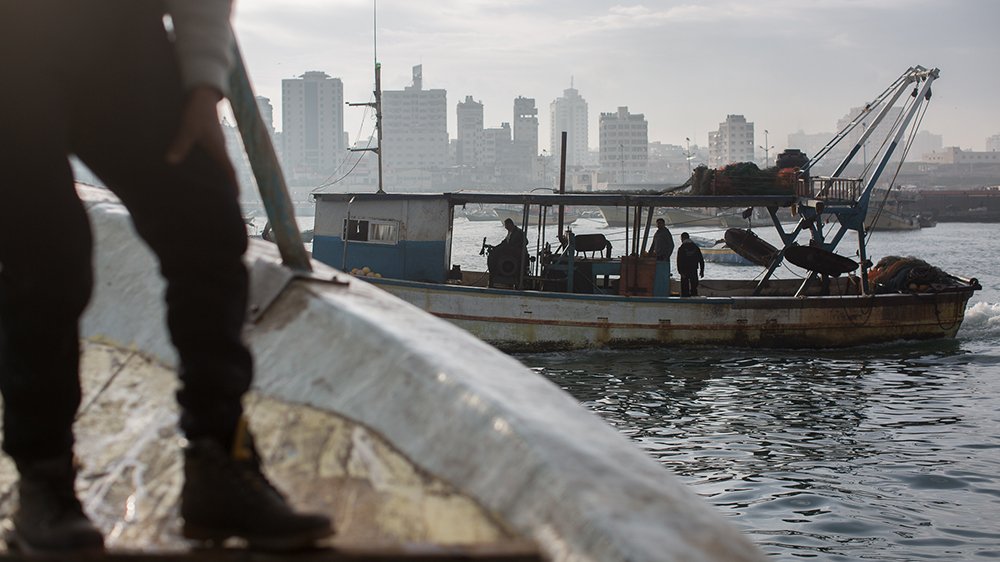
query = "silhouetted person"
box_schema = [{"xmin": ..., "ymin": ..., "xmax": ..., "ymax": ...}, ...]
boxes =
[
  {"xmin": 676, "ymin": 232, "xmax": 705, "ymax": 297},
  {"xmin": 486, "ymin": 218, "xmax": 530, "ymax": 284},
  {"xmin": 0, "ymin": 0, "xmax": 331, "ymax": 554},
  {"xmin": 651, "ymin": 218, "xmax": 674, "ymax": 261}
]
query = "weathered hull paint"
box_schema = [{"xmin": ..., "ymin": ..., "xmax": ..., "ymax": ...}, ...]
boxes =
[{"xmin": 367, "ymin": 277, "xmax": 974, "ymax": 351}]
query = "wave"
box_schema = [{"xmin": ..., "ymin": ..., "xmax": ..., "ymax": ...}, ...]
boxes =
[{"xmin": 958, "ymin": 301, "xmax": 1000, "ymax": 341}]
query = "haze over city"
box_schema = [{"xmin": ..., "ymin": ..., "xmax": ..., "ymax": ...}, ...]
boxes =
[{"xmin": 233, "ymin": 0, "xmax": 999, "ymax": 151}]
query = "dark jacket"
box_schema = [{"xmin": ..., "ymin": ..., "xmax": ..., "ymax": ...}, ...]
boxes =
[
  {"xmin": 676, "ymin": 239, "xmax": 704, "ymax": 275},
  {"xmin": 652, "ymin": 227, "xmax": 674, "ymax": 261}
]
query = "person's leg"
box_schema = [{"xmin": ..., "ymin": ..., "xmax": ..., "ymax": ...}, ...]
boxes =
[
  {"xmin": 0, "ymin": 2, "xmax": 104, "ymax": 552},
  {"xmin": 679, "ymin": 275, "xmax": 690, "ymax": 297},
  {"xmin": 690, "ymin": 274, "xmax": 699, "ymax": 297},
  {"xmin": 70, "ymin": 3, "xmax": 331, "ymax": 547},
  {"xmin": 71, "ymin": 0, "xmax": 250, "ymax": 450}
]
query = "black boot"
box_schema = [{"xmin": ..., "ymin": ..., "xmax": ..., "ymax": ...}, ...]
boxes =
[
  {"xmin": 9, "ymin": 455, "xmax": 105, "ymax": 554},
  {"xmin": 181, "ymin": 428, "xmax": 333, "ymax": 550}
]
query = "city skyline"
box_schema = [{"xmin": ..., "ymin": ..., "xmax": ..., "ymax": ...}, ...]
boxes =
[{"xmin": 233, "ymin": 0, "xmax": 999, "ymax": 152}]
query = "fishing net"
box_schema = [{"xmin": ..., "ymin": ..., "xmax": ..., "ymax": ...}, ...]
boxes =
[
  {"xmin": 869, "ymin": 256, "xmax": 964, "ymax": 293},
  {"xmin": 690, "ymin": 163, "xmax": 797, "ymax": 196}
]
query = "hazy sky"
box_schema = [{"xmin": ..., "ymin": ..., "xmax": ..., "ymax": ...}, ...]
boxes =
[{"xmin": 233, "ymin": 0, "xmax": 999, "ymax": 152}]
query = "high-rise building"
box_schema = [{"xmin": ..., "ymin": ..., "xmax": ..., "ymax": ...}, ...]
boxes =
[
  {"xmin": 599, "ymin": 106, "xmax": 648, "ymax": 184},
  {"xmin": 281, "ymin": 71, "xmax": 345, "ymax": 178},
  {"xmin": 987, "ymin": 134, "xmax": 1000, "ymax": 152},
  {"xmin": 708, "ymin": 114, "xmax": 754, "ymax": 167},
  {"xmin": 255, "ymin": 95, "xmax": 274, "ymax": 136},
  {"xmin": 550, "ymin": 81, "xmax": 589, "ymax": 167},
  {"xmin": 381, "ymin": 65, "xmax": 449, "ymax": 186},
  {"xmin": 456, "ymin": 95, "xmax": 484, "ymax": 166},
  {"xmin": 513, "ymin": 97, "xmax": 538, "ymax": 157},
  {"xmin": 482, "ymin": 123, "xmax": 516, "ymax": 178},
  {"xmin": 512, "ymin": 96, "xmax": 538, "ymax": 182}
]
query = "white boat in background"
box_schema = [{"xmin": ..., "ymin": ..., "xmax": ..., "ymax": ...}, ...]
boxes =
[
  {"xmin": 597, "ymin": 205, "xmax": 667, "ymax": 227},
  {"xmin": 494, "ymin": 205, "xmax": 578, "ymax": 226},
  {"xmin": 866, "ymin": 208, "xmax": 922, "ymax": 231},
  {"xmin": 663, "ymin": 208, "xmax": 724, "ymax": 227},
  {"xmin": 459, "ymin": 205, "xmax": 498, "ymax": 221}
]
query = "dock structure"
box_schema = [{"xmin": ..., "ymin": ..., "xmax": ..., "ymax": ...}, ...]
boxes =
[{"xmin": 0, "ymin": 185, "xmax": 766, "ymax": 562}]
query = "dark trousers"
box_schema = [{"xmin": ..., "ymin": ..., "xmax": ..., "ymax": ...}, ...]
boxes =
[
  {"xmin": 0, "ymin": 1, "xmax": 251, "ymax": 461},
  {"xmin": 680, "ymin": 271, "xmax": 699, "ymax": 297}
]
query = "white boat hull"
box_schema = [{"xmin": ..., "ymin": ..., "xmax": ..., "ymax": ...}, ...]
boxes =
[{"xmin": 368, "ymin": 277, "xmax": 974, "ymax": 351}]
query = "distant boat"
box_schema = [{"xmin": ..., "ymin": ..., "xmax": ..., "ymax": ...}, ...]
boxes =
[
  {"xmin": 866, "ymin": 208, "xmax": 921, "ymax": 231},
  {"xmin": 598, "ymin": 206, "xmax": 668, "ymax": 227},
  {"xmin": 461, "ymin": 206, "xmax": 497, "ymax": 221},
  {"xmin": 494, "ymin": 206, "xmax": 578, "ymax": 226}
]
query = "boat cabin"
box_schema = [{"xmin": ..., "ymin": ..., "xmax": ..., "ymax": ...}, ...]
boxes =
[
  {"xmin": 312, "ymin": 192, "xmax": 800, "ymax": 296},
  {"xmin": 313, "ymin": 193, "xmax": 453, "ymax": 283}
]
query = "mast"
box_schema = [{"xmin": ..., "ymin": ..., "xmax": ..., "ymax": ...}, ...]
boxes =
[{"xmin": 347, "ymin": 1, "xmax": 385, "ymax": 193}]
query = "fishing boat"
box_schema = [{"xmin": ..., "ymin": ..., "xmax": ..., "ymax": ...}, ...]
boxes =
[{"xmin": 311, "ymin": 66, "xmax": 979, "ymax": 351}]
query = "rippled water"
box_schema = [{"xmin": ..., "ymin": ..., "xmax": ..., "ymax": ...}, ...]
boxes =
[
  {"xmin": 493, "ymin": 220, "xmax": 1000, "ymax": 560},
  {"xmin": 521, "ymin": 337, "xmax": 1000, "ymax": 560},
  {"xmin": 306, "ymin": 210, "xmax": 1000, "ymax": 559}
]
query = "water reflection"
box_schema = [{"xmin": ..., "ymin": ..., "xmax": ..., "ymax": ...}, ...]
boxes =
[{"xmin": 520, "ymin": 341, "xmax": 1000, "ymax": 560}]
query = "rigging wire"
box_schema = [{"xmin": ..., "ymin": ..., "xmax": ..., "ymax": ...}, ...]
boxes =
[
  {"xmin": 865, "ymin": 94, "xmax": 930, "ymax": 245},
  {"xmin": 310, "ymin": 101, "xmax": 376, "ymax": 192}
]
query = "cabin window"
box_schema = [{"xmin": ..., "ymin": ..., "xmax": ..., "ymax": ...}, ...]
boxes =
[{"xmin": 344, "ymin": 219, "xmax": 399, "ymax": 245}]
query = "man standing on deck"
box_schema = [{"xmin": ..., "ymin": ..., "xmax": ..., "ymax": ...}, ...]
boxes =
[
  {"xmin": 651, "ymin": 218, "xmax": 675, "ymax": 261},
  {"xmin": 676, "ymin": 232, "xmax": 705, "ymax": 297},
  {"xmin": 0, "ymin": 0, "xmax": 331, "ymax": 554}
]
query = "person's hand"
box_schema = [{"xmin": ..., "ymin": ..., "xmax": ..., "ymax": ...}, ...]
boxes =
[{"xmin": 165, "ymin": 86, "xmax": 237, "ymax": 187}]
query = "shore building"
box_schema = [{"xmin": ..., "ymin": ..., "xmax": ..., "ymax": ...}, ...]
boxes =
[
  {"xmin": 281, "ymin": 71, "xmax": 345, "ymax": 179},
  {"xmin": 550, "ymin": 81, "xmax": 589, "ymax": 168},
  {"xmin": 599, "ymin": 106, "xmax": 648, "ymax": 184},
  {"xmin": 382, "ymin": 65, "xmax": 449, "ymax": 189},
  {"xmin": 708, "ymin": 114, "xmax": 754, "ymax": 167}
]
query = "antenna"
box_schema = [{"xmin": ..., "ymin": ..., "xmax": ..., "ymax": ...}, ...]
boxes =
[{"xmin": 347, "ymin": 0, "xmax": 385, "ymax": 193}]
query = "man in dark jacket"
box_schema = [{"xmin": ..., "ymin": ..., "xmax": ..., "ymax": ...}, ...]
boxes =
[
  {"xmin": 651, "ymin": 218, "xmax": 674, "ymax": 261},
  {"xmin": 676, "ymin": 232, "xmax": 705, "ymax": 297}
]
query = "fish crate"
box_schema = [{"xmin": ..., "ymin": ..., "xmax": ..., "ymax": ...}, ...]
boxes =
[{"xmin": 618, "ymin": 256, "xmax": 657, "ymax": 296}]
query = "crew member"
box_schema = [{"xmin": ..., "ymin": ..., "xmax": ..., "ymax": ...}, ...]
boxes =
[
  {"xmin": 651, "ymin": 218, "xmax": 674, "ymax": 261},
  {"xmin": 676, "ymin": 232, "xmax": 705, "ymax": 297},
  {"xmin": 493, "ymin": 218, "xmax": 530, "ymax": 279}
]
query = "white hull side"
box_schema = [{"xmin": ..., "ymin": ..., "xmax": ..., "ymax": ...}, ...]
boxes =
[{"xmin": 370, "ymin": 278, "xmax": 972, "ymax": 351}]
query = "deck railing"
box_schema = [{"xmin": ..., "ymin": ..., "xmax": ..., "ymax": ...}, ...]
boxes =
[{"xmin": 797, "ymin": 176, "xmax": 863, "ymax": 202}]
